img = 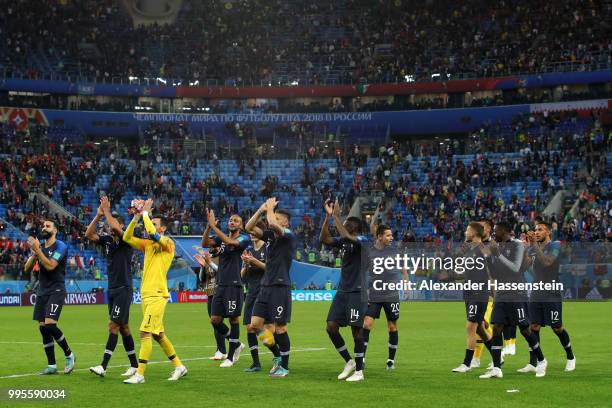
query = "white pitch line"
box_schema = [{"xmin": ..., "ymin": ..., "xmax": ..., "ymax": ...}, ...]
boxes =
[
  {"xmin": 0, "ymin": 348, "xmax": 327, "ymax": 379},
  {"xmin": 0, "ymin": 341, "xmax": 217, "ymax": 348}
]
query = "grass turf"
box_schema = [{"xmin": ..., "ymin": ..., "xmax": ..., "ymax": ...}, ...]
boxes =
[{"xmin": 0, "ymin": 301, "xmax": 610, "ymax": 407}]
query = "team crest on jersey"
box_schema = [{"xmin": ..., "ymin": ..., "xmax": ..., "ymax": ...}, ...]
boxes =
[{"xmin": 337, "ymin": 241, "xmax": 353, "ymax": 259}]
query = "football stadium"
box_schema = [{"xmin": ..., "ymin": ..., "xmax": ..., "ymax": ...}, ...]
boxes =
[{"xmin": 0, "ymin": 1, "xmax": 611, "ymax": 407}]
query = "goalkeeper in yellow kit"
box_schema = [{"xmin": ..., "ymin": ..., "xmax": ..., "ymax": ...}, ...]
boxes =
[{"xmin": 122, "ymin": 199, "xmax": 187, "ymax": 384}]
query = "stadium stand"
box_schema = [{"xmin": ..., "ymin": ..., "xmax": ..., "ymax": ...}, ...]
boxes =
[
  {"xmin": 1, "ymin": 109, "xmax": 609, "ymax": 283},
  {"xmin": 0, "ymin": 0, "xmax": 610, "ymax": 85}
]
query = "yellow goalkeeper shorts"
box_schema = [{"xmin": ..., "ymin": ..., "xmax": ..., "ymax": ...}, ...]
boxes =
[
  {"xmin": 484, "ymin": 299, "xmax": 493, "ymax": 326},
  {"xmin": 140, "ymin": 296, "xmax": 167, "ymax": 335}
]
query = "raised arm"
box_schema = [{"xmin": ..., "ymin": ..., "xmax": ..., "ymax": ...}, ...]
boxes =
[
  {"xmin": 207, "ymin": 209, "xmax": 241, "ymax": 247},
  {"xmin": 101, "ymin": 196, "xmax": 123, "ymax": 236},
  {"xmin": 319, "ymin": 199, "xmax": 336, "ymax": 245},
  {"xmin": 265, "ymin": 197, "xmax": 284, "ymax": 236},
  {"xmin": 85, "ymin": 209, "xmax": 103, "ymax": 243},
  {"xmin": 332, "ymin": 199, "xmax": 359, "ymax": 242},
  {"xmin": 201, "ymin": 223, "xmax": 214, "ymax": 247},
  {"xmin": 246, "ymin": 202, "xmax": 267, "ymax": 238},
  {"xmin": 142, "ymin": 210, "xmax": 174, "ymax": 253},
  {"xmin": 369, "ymin": 213, "xmax": 378, "ymax": 237},
  {"xmin": 123, "ymin": 213, "xmax": 146, "ymax": 252}
]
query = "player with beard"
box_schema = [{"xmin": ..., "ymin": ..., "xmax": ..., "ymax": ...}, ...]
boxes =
[
  {"xmin": 517, "ymin": 221, "xmax": 575, "ymax": 373},
  {"xmin": 202, "ymin": 210, "xmax": 251, "ymax": 368},
  {"xmin": 25, "ymin": 218, "xmax": 75, "ymax": 375}
]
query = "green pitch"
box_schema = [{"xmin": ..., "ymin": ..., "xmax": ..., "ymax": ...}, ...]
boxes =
[{"xmin": 0, "ymin": 302, "xmax": 610, "ymax": 408}]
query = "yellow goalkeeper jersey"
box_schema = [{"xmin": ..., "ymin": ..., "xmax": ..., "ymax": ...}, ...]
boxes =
[
  {"xmin": 123, "ymin": 214, "xmax": 175, "ymax": 298},
  {"xmin": 140, "ymin": 238, "xmax": 174, "ymax": 298}
]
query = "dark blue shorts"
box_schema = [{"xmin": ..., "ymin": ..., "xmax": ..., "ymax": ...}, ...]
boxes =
[
  {"xmin": 529, "ymin": 300, "xmax": 563, "ymax": 328},
  {"xmin": 252, "ymin": 286, "xmax": 291, "ymax": 325},
  {"xmin": 211, "ymin": 286, "xmax": 244, "ymax": 318},
  {"xmin": 491, "ymin": 301, "xmax": 529, "ymax": 327},
  {"xmin": 366, "ymin": 301, "xmax": 400, "ymax": 321},
  {"xmin": 327, "ymin": 291, "xmax": 366, "ymax": 327},
  {"xmin": 465, "ymin": 301, "xmax": 488, "ymax": 323},
  {"xmin": 108, "ymin": 286, "xmax": 132, "ymax": 325}
]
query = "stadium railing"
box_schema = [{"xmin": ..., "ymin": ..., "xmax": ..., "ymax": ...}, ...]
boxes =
[{"xmin": 2, "ymin": 60, "xmax": 611, "ymax": 87}]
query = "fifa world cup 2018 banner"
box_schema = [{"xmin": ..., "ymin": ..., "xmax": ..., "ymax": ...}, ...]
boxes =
[
  {"xmin": 20, "ymin": 292, "xmax": 105, "ymax": 306},
  {"xmin": 132, "ymin": 112, "xmax": 374, "ymax": 124}
]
